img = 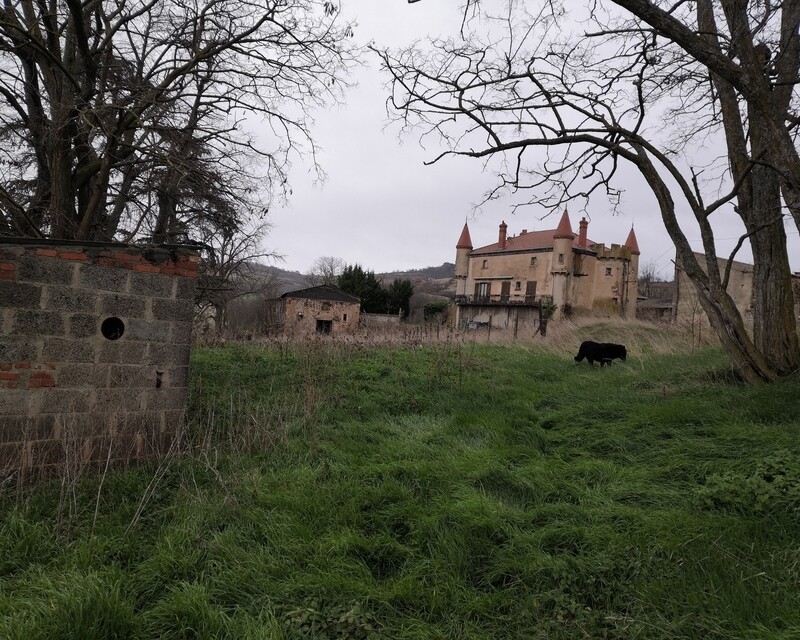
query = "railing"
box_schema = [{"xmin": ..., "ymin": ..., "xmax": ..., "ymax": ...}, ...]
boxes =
[{"xmin": 455, "ymin": 294, "xmax": 541, "ymax": 306}]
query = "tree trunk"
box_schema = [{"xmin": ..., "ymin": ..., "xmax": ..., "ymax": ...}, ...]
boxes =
[
  {"xmin": 636, "ymin": 148, "xmax": 779, "ymax": 383},
  {"xmin": 745, "ymin": 149, "xmax": 800, "ymax": 375},
  {"xmin": 694, "ymin": 0, "xmax": 800, "ymax": 378},
  {"xmin": 691, "ymin": 278, "xmax": 778, "ymax": 383}
]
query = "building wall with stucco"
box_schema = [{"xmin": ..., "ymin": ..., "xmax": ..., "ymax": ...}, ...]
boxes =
[
  {"xmin": 465, "ymin": 248, "xmax": 557, "ymax": 303},
  {"xmin": 455, "ymin": 212, "xmax": 639, "ymax": 325}
]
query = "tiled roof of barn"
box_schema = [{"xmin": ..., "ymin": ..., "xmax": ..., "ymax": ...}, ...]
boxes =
[{"xmin": 280, "ymin": 285, "xmax": 360, "ymax": 303}]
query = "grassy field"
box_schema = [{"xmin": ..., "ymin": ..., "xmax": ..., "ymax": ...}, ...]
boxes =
[{"xmin": 1, "ymin": 323, "xmax": 799, "ymax": 639}]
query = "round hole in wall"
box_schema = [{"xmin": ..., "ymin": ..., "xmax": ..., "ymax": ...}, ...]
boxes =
[{"xmin": 101, "ymin": 316, "xmax": 125, "ymax": 340}]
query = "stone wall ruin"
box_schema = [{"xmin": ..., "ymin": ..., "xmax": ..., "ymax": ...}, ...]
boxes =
[{"xmin": 0, "ymin": 239, "xmax": 198, "ymax": 471}]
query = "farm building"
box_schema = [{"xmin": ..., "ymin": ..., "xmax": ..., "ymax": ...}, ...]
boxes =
[{"xmin": 280, "ymin": 286, "xmax": 360, "ymax": 336}]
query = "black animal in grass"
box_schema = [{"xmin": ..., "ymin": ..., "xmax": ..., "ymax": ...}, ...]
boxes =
[{"xmin": 574, "ymin": 341, "xmax": 627, "ymax": 367}]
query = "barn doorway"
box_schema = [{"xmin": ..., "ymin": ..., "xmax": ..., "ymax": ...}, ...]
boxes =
[{"xmin": 316, "ymin": 320, "xmax": 332, "ymax": 335}]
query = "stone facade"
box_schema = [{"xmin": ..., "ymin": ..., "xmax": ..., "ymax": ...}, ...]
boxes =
[
  {"xmin": 673, "ymin": 252, "xmax": 800, "ymax": 331},
  {"xmin": 0, "ymin": 239, "xmax": 198, "ymax": 470},
  {"xmin": 361, "ymin": 312, "xmax": 401, "ymax": 327},
  {"xmin": 280, "ymin": 286, "xmax": 360, "ymax": 336},
  {"xmin": 454, "ymin": 210, "xmax": 639, "ymax": 326}
]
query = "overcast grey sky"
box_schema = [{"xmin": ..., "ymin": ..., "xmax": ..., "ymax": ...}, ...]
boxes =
[{"xmin": 266, "ymin": 0, "xmax": 800, "ymax": 280}]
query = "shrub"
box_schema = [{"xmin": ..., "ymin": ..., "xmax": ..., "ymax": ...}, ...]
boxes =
[{"xmin": 423, "ymin": 300, "xmax": 450, "ymax": 322}]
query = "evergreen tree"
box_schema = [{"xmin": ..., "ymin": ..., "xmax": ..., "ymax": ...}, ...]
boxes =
[
  {"xmin": 338, "ymin": 265, "xmax": 388, "ymax": 313},
  {"xmin": 387, "ymin": 279, "xmax": 414, "ymax": 317}
]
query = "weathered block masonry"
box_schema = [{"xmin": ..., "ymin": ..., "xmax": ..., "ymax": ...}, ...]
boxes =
[{"xmin": 0, "ymin": 239, "xmax": 199, "ymax": 470}]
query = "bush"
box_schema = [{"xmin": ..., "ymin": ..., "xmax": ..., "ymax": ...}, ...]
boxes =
[{"xmin": 423, "ymin": 300, "xmax": 450, "ymax": 322}]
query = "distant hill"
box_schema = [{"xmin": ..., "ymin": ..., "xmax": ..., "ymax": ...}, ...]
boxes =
[
  {"xmin": 247, "ymin": 263, "xmax": 308, "ymax": 296},
  {"xmin": 248, "ymin": 261, "xmax": 457, "ymax": 298},
  {"xmin": 378, "ymin": 263, "xmax": 456, "ymax": 299},
  {"xmin": 377, "ymin": 262, "xmax": 455, "ymax": 281}
]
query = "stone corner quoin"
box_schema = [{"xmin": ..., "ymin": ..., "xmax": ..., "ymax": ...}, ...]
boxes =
[{"xmin": 0, "ymin": 239, "xmax": 199, "ymax": 470}]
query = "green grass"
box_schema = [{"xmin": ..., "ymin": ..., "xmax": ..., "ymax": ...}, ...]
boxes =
[{"xmin": 1, "ymin": 333, "xmax": 800, "ymax": 639}]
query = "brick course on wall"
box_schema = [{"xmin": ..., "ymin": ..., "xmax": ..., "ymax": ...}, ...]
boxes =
[{"xmin": 0, "ymin": 240, "xmax": 198, "ymax": 471}]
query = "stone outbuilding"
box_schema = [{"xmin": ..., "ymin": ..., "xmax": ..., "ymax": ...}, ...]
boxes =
[
  {"xmin": 0, "ymin": 239, "xmax": 198, "ymax": 471},
  {"xmin": 280, "ymin": 285, "xmax": 360, "ymax": 336},
  {"xmin": 673, "ymin": 251, "xmax": 800, "ymax": 332},
  {"xmin": 454, "ymin": 210, "xmax": 640, "ymax": 327}
]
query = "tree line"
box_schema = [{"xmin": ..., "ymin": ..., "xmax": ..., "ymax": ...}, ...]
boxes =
[{"xmin": 306, "ymin": 257, "xmax": 413, "ymax": 317}]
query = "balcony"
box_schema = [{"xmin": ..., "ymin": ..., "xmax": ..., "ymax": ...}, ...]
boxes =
[{"xmin": 455, "ymin": 294, "xmax": 543, "ymax": 306}]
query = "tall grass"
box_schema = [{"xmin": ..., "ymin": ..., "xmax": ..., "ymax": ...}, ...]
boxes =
[{"xmin": 1, "ymin": 323, "xmax": 799, "ymax": 639}]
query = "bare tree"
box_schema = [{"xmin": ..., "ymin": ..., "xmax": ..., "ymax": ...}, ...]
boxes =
[
  {"xmin": 383, "ymin": 0, "xmax": 800, "ymax": 382},
  {"xmin": 194, "ymin": 219, "xmax": 279, "ymax": 334},
  {"xmin": 0, "ymin": 0, "xmax": 357, "ymax": 242},
  {"xmin": 305, "ymin": 255, "xmax": 346, "ymax": 286},
  {"xmin": 638, "ymin": 260, "xmax": 666, "ymax": 298}
]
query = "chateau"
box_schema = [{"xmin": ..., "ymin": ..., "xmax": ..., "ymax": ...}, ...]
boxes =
[{"xmin": 454, "ymin": 209, "xmax": 640, "ymax": 328}]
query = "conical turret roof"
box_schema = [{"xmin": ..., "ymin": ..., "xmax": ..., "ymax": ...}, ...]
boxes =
[
  {"xmin": 456, "ymin": 222, "xmax": 473, "ymax": 249},
  {"xmin": 553, "ymin": 209, "xmax": 575, "ymax": 239},
  {"xmin": 624, "ymin": 226, "xmax": 640, "ymax": 255}
]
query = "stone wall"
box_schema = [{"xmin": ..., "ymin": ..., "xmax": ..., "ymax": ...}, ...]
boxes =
[
  {"xmin": 282, "ymin": 297, "xmax": 360, "ymax": 336},
  {"xmin": 0, "ymin": 240, "xmax": 198, "ymax": 470},
  {"xmin": 673, "ymin": 252, "xmax": 754, "ymax": 332},
  {"xmin": 361, "ymin": 312, "xmax": 402, "ymax": 327}
]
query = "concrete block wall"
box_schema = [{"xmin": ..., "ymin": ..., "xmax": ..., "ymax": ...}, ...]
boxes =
[{"xmin": 0, "ymin": 240, "xmax": 198, "ymax": 470}]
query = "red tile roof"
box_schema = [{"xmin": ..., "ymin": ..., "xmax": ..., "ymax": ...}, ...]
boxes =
[
  {"xmin": 456, "ymin": 223, "xmax": 473, "ymax": 249},
  {"xmin": 472, "ymin": 210, "xmax": 595, "ymax": 253},
  {"xmin": 553, "ymin": 209, "xmax": 575, "ymax": 239},
  {"xmin": 625, "ymin": 227, "xmax": 640, "ymax": 255},
  {"xmin": 471, "ymin": 225, "xmax": 595, "ymax": 255}
]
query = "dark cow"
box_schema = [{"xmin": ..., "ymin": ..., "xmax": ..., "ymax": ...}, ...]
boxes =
[{"xmin": 574, "ymin": 341, "xmax": 627, "ymax": 367}]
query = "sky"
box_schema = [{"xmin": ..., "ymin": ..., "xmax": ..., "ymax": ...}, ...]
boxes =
[{"xmin": 265, "ymin": 0, "xmax": 800, "ymax": 280}]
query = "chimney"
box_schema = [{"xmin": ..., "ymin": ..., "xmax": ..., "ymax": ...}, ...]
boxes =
[
  {"xmin": 521, "ymin": 229, "xmax": 527, "ymax": 235},
  {"xmin": 499, "ymin": 221, "xmax": 508, "ymax": 249},
  {"xmin": 578, "ymin": 217, "xmax": 588, "ymax": 248}
]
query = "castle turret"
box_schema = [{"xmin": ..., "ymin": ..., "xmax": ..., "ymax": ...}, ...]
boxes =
[
  {"xmin": 455, "ymin": 222, "xmax": 473, "ymax": 298},
  {"xmin": 551, "ymin": 209, "xmax": 575, "ymax": 320},
  {"xmin": 623, "ymin": 226, "xmax": 640, "ymax": 318}
]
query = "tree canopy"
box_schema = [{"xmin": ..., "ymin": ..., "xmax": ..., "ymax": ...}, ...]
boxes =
[
  {"xmin": 0, "ymin": 0, "xmax": 357, "ymax": 244},
  {"xmin": 306, "ymin": 256, "xmax": 347, "ymax": 287},
  {"xmin": 337, "ymin": 264, "xmax": 413, "ymax": 316}
]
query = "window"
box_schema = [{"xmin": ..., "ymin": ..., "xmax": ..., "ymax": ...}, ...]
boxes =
[
  {"xmin": 514, "ymin": 281, "xmax": 521, "ymax": 291},
  {"xmin": 321, "ymin": 302, "xmax": 331, "ymax": 310},
  {"xmin": 530, "ymin": 257, "xmax": 537, "ymax": 267},
  {"xmin": 478, "ymin": 282, "xmax": 491, "ymax": 298},
  {"xmin": 343, "ymin": 313, "xmax": 347, "ymax": 322},
  {"xmin": 558, "ymin": 253, "xmax": 564, "ymax": 264},
  {"xmin": 482, "ymin": 259, "xmax": 488, "ymax": 269},
  {"xmin": 605, "ymin": 267, "xmax": 612, "ymax": 276}
]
